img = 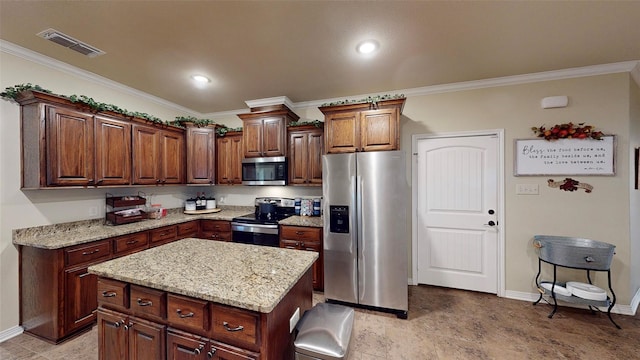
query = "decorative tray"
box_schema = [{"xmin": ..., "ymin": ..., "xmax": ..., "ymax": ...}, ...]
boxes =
[{"xmin": 183, "ymin": 208, "xmax": 222, "ymax": 215}]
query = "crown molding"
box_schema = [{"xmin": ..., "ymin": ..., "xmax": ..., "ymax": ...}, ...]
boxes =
[
  {"xmin": 293, "ymin": 60, "xmax": 640, "ymax": 110},
  {"xmin": 3, "ymin": 39, "xmax": 637, "ymax": 117},
  {"xmin": 0, "ymin": 40, "xmax": 197, "ymax": 116}
]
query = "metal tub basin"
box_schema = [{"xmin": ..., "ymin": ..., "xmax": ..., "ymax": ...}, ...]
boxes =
[{"xmin": 533, "ymin": 235, "xmax": 615, "ymax": 270}]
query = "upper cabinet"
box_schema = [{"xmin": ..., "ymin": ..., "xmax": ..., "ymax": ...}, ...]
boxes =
[
  {"xmin": 132, "ymin": 124, "xmax": 185, "ymax": 185},
  {"xmin": 16, "ymin": 90, "xmax": 185, "ymax": 188},
  {"xmin": 238, "ymin": 105, "xmax": 299, "ymax": 158},
  {"xmin": 216, "ymin": 131, "xmax": 243, "ymax": 185},
  {"xmin": 319, "ymin": 98, "xmax": 406, "ymax": 153},
  {"xmin": 288, "ymin": 125, "xmax": 323, "ymax": 186},
  {"xmin": 185, "ymin": 124, "xmax": 216, "ymax": 185}
]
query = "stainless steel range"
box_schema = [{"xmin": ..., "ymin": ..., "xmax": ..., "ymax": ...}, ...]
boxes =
[{"xmin": 231, "ymin": 197, "xmax": 295, "ymax": 247}]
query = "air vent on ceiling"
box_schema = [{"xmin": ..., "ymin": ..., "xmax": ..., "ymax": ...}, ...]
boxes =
[{"xmin": 37, "ymin": 28, "xmax": 106, "ymax": 58}]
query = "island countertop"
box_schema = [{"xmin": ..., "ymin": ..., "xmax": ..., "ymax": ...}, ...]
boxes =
[{"xmin": 88, "ymin": 238, "xmax": 318, "ymax": 313}]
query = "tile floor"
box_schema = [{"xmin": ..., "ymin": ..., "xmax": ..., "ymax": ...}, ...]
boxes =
[{"xmin": 1, "ymin": 285, "xmax": 638, "ymax": 359}]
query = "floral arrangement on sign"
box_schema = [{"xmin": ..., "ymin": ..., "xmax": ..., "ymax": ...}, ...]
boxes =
[
  {"xmin": 531, "ymin": 122, "xmax": 604, "ymax": 141},
  {"xmin": 547, "ymin": 178, "xmax": 593, "ymax": 193}
]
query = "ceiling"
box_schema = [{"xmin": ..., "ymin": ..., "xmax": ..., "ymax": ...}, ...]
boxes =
[{"xmin": 1, "ymin": 1, "xmax": 640, "ymax": 114}]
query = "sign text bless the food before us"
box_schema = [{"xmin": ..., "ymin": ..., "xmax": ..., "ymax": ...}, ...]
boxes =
[{"xmin": 515, "ymin": 136, "xmax": 615, "ymax": 176}]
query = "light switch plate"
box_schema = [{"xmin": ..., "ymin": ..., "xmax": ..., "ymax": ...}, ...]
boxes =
[
  {"xmin": 289, "ymin": 307, "xmax": 300, "ymax": 333},
  {"xmin": 516, "ymin": 184, "xmax": 539, "ymax": 195}
]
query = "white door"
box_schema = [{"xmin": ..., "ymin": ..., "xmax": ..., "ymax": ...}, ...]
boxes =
[{"xmin": 416, "ymin": 135, "xmax": 499, "ymax": 293}]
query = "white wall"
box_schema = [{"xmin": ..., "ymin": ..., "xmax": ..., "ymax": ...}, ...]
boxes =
[{"xmin": 1, "ymin": 46, "xmax": 637, "ymax": 334}]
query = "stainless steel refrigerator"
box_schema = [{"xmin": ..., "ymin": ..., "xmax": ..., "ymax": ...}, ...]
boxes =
[{"xmin": 322, "ymin": 151, "xmax": 408, "ymax": 318}]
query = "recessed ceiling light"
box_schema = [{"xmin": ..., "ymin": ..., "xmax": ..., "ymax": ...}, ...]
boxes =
[
  {"xmin": 357, "ymin": 40, "xmax": 379, "ymax": 54},
  {"xmin": 191, "ymin": 75, "xmax": 211, "ymax": 83}
]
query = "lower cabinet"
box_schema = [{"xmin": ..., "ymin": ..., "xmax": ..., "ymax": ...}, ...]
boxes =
[
  {"xmin": 167, "ymin": 328, "xmax": 259, "ymax": 360},
  {"xmin": 279, "ymin": 225, "xmax": 324, "ymax": 291},
  {"xmin": 199, "ymin": 220, "xmax": 231, "ymax": 241},
  {"xmin": 64, "ymin": 266, "xmax": 99, "ymax": 334},
  {"xmin": 98, "ymin": 307, "xmax": 166, "ymax": 360}
]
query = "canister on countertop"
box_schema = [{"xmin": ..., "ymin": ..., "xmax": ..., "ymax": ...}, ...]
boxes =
[
  {"xmin": 313, "ymin": 198, "xmax": 321, "ymax": 216},
  {"xmin": 206, "ymin": 198, "xmax": 216, "ymax": 209},
  {"xmin": 295, "ymin": 198, "xmax": 301, "ymax": 215},
  {"xmin": 300, "ymin": 199, "xmax": 313, "ymax": 216}
]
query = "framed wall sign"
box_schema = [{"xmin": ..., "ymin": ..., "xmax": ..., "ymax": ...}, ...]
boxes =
[{"xmin": 514, "ymin": 135, "xmax": 616, "ymax": 176}]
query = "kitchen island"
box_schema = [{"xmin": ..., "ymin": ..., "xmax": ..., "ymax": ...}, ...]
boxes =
[{"xmin": 88, "ymin": 238, "xmax": 317, "ymax": 360}]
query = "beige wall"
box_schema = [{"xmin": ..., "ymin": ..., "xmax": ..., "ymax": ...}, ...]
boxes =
[
  {"xmin": 629, "ymin": 77, "xmax": 640, "ymax": 296},
  {"xmin": 1, "ymin": 49, "xmax": 637, "ymax": 334}
]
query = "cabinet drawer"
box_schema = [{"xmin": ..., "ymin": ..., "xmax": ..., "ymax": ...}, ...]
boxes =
[
  {"xmin": 201, "ymin": 220, "xmax": 230, "ymax": 232},
  {"xmin": 280, "ymin": 226, "xmax": 321, "ymax": 242},
  {"xmin": 167, "ymin": 294, "xmax": 209, "ymax": 334},
  {"xmin": 112, "ymin": 232, "xmax": 149, "ymax": 256},
  {"xmin": 177, "ymin": 221, "xmax": 199, "ymax": 237},
  {"xmin": 211, "ymin": 304, "xmax": 260, "ymax": 350},
  {"xmin": 130, "ymin": 285, "xmax": 166, "ymax": 321},
  {"xmin": 65, "ymin": 240, "xmax": 111, "ymax": 267},
  {"xmin": 201, "ymin": 231, "xmax": 232, "ymax": 242},
  {"xmin": 149, "ymin": 225, "xmax": 178, "ymax": 245},
  {"xmin": 97, "ymin": 278, "xmax": 129, "ymax": 310}
]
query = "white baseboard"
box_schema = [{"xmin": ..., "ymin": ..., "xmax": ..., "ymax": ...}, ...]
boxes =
[
  {"xmin": 505, "ymin": 290, "xmax": 638, "ymax": 316},
  {"xmin": 0, "ymin": 326, "xmax": 23, "ymax": 343}
]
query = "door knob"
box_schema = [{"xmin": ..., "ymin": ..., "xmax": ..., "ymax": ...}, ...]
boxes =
[
  {"xmin": 484, "ymin": 221, "xmax": 496, "ymax": 226},
  {"xmin": 488, "ymin": 209, "xmax": 495, "ymax": 215}
]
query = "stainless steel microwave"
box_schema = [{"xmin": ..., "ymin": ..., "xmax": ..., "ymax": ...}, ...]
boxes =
[{"xmin": 241, "ymin": 157, "xmax": 288, "ymax": 185}]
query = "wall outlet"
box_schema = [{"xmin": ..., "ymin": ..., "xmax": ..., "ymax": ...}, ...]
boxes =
[
  {"xmin": 516, "ymin": 184, "xmax": 539, "ymax": 195},
  {"xmin": 89, "ymin": 206, "xmax": 99, "ymax": 217},
  {"xmin": 289, "ymin": 307, "xmax": 300, "ymax": 333}
]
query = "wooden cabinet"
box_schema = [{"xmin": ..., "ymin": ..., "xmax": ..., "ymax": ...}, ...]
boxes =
[
  {"xmin": 132, "ymin": 124, "xmax": 185, "ymax": 185},
  {"xmin": 98, "ymin": 307, "xmax": 166, "ymax": 360},
  {"xmin": 112, "ymin": 232, "xmax": 149, "ymax": 257},
  {"xmin": 280, "ymin": 226, "xmax": 324, "ymax": 291},
  {"xmin": 149, "ymin": 225, "xmax": 179, "ymax": 247},
  {"xmin": 237, "ymin": 105, "xmax": 298, "ymax": 158},
  {"xmin": 288, "ymin": 126, "xmax": 323, "ymax": 186},
  {"xmin": 319, "ymin": 98, "xmax": 405, "ymax": 153},
  {"xmin": 177, "ymin": 221, "xmax": 200, "ymax": 239},
  {"xmin": 95, "ymin": 116, "xmax": 132, "ymax": 186},
  {"xmin": 64, "ymin": 265, "xmax": 100, "ymax": 334},
  {"xmin": 186, "ymin": 125, "xmax": 216, "ymax": 185},
  {"xmin": 216, "ymin": 132, "xmax": 243, "ymax": 185},
  {"xmin": 199, "ymin": 220, "xmax": 231, "ymax": 242}
]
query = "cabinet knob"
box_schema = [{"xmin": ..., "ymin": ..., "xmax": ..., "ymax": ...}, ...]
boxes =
[
  {"xmin": 207, "ymin": 347, "xmax": 217, "ymax": 358},
  {"xmin": 194, "ymin": 344, "xmax": 204, "ymax": 355},
  {"xmin": 156, "ymin": 179, "xmax": 161, "ymax": 183},
  {"xmin": 301, "ymin": 242, "xmax": 305, "ymax": 248}
]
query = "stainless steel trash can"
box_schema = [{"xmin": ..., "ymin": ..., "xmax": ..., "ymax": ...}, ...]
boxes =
[{"xmin": 294, "ymin": 303, "xmax": 355, "ymax": 360}]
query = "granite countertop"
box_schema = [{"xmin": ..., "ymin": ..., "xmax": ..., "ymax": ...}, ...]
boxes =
[
  {"xmin": 13, "ymin": 207, "xmax": 324, "ymax": 250},
  {"xmin": 88, "ymin": 238, "xmax": 318, "ymax": 313},
  {"xmin": 279, "ymin": 215, "xmax": 323, "ymax": 228},
  {"xmin": 12, "ymin": 206, "xmax": 254, "ymax": 249}
]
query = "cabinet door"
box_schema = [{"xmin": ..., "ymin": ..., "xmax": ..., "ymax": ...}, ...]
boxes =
[
  {"xmin": 167, "ymin": 329, "xmax": 208, "ymax": 360},
  {"xmin": 360, "ymin": 108, "xmax": 397, "ymax": 151},
  {"xmin": 187, "ymin": 126, "xmax": 215, "ymax": 184},
  {"xmin": 210, "ymin": 339, "xmax": 259, "ymax": 360},
  {"xmin": 64, "ymin": 266, "xmax": 99, "ymax": 334},
  {"xmin": 161, "ymin": 130, "xmax": 185, "ymax": 184},
  {"xmin": 129, "ymin": 316, "xmax": 166, "ymax": 360},
  {"xmin": 302, "ymin": 242, "xmax": 323, "ymax": 291},
  {"xmin": 324, "ymin": 111, "xmax": 359, "ymax": 153},
  {"xmin": 132, "ymin": 125, "xmax": 161, "ymax": 185},
  {"xmin": 288, "ymin": 131, "xmax": 309, "ymax": 185},
  {"xmin": 307, "ymin": 130, "xmax": 324, "ymax": 185},
  {"xmin": 46, "ymin": 106, "xmax": 95, "ymax": 186},
  {"xmin": 242, "ymin": 118, "xmax": 264, "ymax": 158},
  {"xmin": 262, "ymin": 116, "xmax": 286, "ymax": 157},
  {"xmin": 95, "ymin": 116, "xmax": 131, "ymax": 186},
  {"xmin": 98, "ymin": 308, "xmax": 128, "ymax": 360},
  {"xmin": 218, "ymin": 134, "xmax": 243, "ymax": 185}
]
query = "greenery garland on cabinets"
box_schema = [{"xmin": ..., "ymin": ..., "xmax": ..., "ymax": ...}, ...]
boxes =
[
  {"xmin": 321, "ymin": 93, "xmax": 405, "ymax": 107},
  {"xmin": 215, "ymin": 125, "xmax": 243, "ymax": 136},
  {"xmin": 288, "ymin": 119, "xmax": 323, "ymax": 128}
]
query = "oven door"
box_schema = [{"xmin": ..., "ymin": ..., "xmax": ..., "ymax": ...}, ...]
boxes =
[
  {"xmin": 231, "ymin": 222, "xmax": 280, "ymax": 247},
  {"xmin": 241, "ymin": 157, "xmax": 288, "ymax": 186}
]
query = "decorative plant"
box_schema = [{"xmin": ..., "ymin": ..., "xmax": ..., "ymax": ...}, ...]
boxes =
[
  {"xmin": 215, "ymin": 125, "xmax": 243, "ymax": 137},
  {"xmin": 321, "ymin": 93, "xmax": 405, "ymax": 107},
  {"xmin": 288, "ymin": 119, "xmax": 323, "ymax": 128},
  {"xmin": 0, "ymin": 83, "xmax": 52, "ymax": 100},
  {"xmin": 171, "ymin": 116, "xmax": 218, "ymax": 128},
  {"xmin": 532, "ymin": 122, "xmax": 604, "ymax": 140}
]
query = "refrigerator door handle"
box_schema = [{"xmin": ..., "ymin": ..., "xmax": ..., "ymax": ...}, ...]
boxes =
[{"xmin": 356, "ymin": 174, "xmax": 364, "ymax": 300}]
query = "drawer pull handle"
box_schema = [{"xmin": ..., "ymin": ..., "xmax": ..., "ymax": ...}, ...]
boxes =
[
  {"xmin": 296, "ymin": 231, "xmax": 304, "ymax": 235},
  {"xmin": 176, "ymin": 309, "xmax": 195, "ymax": 318},
  {"xmin": 585, "ymin": 256, "xmax": 595, "ymax": 262},
  {"xmin": 82, "ymin": 249, "xmax": 100, "ymax": 256},
  {"xmin": 126, "ymin": 240, "xmax": 139, "ymax": 245},
  {"xmin": 102, "ymin": 291, "xmax": 117, "ymax": 298},
  {"xmin": 137, "ymin": 298, "xmax": 153, "ymax": 307},
  {"xmin": 222, "ymin": 321, "xmax": 244, "ymax": 332}
]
